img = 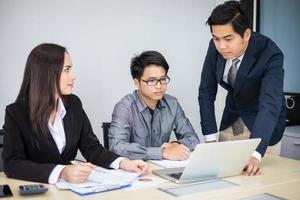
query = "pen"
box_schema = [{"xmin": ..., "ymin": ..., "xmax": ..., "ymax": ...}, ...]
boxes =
[
  {"xmin": 70, "ymin": 160, "xmax": 108, "ymax": 174},
  {"xmin": 70, "ymin": 160, "xmax": 82, "ymax": 165}
]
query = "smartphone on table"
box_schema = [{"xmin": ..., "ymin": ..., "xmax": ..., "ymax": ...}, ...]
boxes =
[{"xmin": 0, "ymin": 185, "xmax": 13, "ymax": 197}]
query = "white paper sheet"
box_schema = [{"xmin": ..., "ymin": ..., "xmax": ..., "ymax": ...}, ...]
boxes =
[
  {"xmin": 55, "ymin": 166, "xmax": 140, "ymax": 195},
  {"xmin": 87, "ymin": 166, "xmax": 141, "ymax": 184},
  {"xmin": 125, "ymin": 175, "xmax": 168, "ymax": 191},
  {"xmin": 148, "ymin": 159, "xmax": 189, "ymax": 168}
]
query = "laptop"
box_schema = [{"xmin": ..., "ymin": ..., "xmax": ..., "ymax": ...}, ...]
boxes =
[{"xmin": 152, "ymin": 138, "xmax": 261, "ymax": 184}]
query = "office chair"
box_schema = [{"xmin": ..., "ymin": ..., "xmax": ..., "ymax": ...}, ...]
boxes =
[
  {"xmin": 101, "ymin": 122, "xmax": 111, "ymax": 149},
  {"xmin": 0, "ymin": 129, "xmax": 4, "ymax": 171},
  {"xmin": 0, "ymin": 129, "xmax": 3, "ymax": 148}
]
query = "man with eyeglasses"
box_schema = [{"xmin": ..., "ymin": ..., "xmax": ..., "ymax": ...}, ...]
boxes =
[{"xmin": 108, "ymin": 51, "xmax": 200, "ymax": 160}]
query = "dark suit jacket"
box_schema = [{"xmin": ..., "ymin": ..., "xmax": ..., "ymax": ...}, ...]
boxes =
[
  {"xmin": 2, "ymin": 94, "xmax": 119, "ymax": 183},
  {"xmin": 198, "ymin": 32, "xmax": 286, "ymax": 156}
]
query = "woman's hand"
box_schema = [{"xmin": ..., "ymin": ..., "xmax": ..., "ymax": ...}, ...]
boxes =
[{"xmin": 59, "ymin": 162, "xmax": 95, "ymax": 183}]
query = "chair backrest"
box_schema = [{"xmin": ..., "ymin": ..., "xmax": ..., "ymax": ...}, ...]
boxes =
[
  {"xmin": 0, "ymin": 129, "xmax": 4, "ymax": 171},
  {"xmin": 0, "ymin": 129, "xmax": 3, "ymax": 148},
  {"xmin": 101, "ymin": 122, "xmax": 111, "ymax": 149}
]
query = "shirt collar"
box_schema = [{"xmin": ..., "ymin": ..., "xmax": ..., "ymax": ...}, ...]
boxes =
[
  {"xmin": 132, "ymin": 90, "xmax": 166, "ymax": 113},
  {"xmin": 48, "ymin": 98, "xmax": 66, "ymax": 130},
  {"xmin": 57, "ymin": 98, "xmax": 66, "ymax": 119},
  {"xmin": 229, "ymin": 53, "xmax": 245, "ymax": 63}
]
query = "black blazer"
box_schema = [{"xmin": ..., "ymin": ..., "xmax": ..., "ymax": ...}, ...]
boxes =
[
  {"xmin": 2, "ymin": 94, "xmax": 119, "ymax": 183},
  {"xmin": 198, "ymin": 32, "xmax": 286, "ymax": 156}
]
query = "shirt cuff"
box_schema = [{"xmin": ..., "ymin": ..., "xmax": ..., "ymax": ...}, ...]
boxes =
[
  {"xmin": 109, "ymin": 157, "xmax": 127, "ymax": 169},
  {"xmin": 204, "ymin": 133, "xmax": 217, "ymax": 142},
  {"xmin": 48, "ymin": 165, "xmax": 66, "ymax": 184},
  {"xmin": 252, "ymin": 151, "xmax": 262, "ymax": 162},
  {"xmin": 147, "ymin": 147, "xmax": 163, "ymax": 160}
]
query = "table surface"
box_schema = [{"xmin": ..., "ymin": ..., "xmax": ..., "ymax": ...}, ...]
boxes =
[{"xmin": 1, "ymin": 155, "xmax": 300, "ymax": 200}]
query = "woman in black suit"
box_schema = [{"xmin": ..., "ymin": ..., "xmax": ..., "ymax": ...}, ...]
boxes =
[{"xmin": 2, "ymin": 43, "xmax": 148, "ymax": 184}]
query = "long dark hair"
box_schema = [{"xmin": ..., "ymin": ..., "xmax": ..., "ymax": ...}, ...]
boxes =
[{"xmin": 16, "ymin": 43, "xmax": 66, "ymax": 136}]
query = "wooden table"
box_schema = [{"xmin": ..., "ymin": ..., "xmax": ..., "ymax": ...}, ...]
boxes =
[{"xmin": 1, "ymin": 155, "xmax": 300, "ymax": 200}]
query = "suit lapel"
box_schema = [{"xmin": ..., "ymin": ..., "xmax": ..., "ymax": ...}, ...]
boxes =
[
  {"xmin": 216, "ymin": 54, "xmax": 226, "ymax": 83},
  {"xmin": 234, "ymin": 34, "xmax": 257, "ymax": 96},
  {"xmin": 61, "ymin": 97, "xmax": 72, "ymax": 157},
  {"xmin": 61, "ymin": 112, "xmax": 72, "ymax": 156},
  {"xmin": 43, "ymin": 96, "xmax": 72, "ymax": 159},
  {"xmin": 44, "ymin": 129, "xmax": 61, "ymax": 157},
  {"xmin": 234, "ymin": 55, "xmax": 255, "ymax": 95},
  {"xmin": 216, "ymin": 54, "xmax": 232, "ymax": 90}
]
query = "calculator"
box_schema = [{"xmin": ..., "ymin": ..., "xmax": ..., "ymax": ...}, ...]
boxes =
[{"xmin": 19, "ymin": 184, "xmax": 48, "ymax": 195}]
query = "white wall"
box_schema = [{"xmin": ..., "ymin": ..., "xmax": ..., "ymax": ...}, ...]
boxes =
[{"xmin": 0, "ymin": 0, "xmax": 221, "ymax": 144}]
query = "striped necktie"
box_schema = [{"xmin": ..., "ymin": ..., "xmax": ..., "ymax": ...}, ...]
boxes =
[{"xmin": 227, "ymin": 58, "xmax": 244, "ymax": 135}]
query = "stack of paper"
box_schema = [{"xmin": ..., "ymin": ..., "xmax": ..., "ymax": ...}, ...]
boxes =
[
  {"xmin": 88, "ymin": 166, "xmax": 140, "ymax": 184},
  {"xmin": 56, "ymin": 166, "xmax": 141, "ymax": 195},
  {"xmin": 149, "ymin": 158, "xmax": 190, "ymax": 169}
]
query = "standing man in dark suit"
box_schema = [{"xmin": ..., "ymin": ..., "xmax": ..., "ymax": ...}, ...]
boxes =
[{"xmin": 199, "ymin": 1, "xmax": 285, "ymax": 176}]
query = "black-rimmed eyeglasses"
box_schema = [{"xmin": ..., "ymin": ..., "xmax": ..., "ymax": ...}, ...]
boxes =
[{"xmin": 141, "ymin": 76, "xmax": 170, "ymax": 86}]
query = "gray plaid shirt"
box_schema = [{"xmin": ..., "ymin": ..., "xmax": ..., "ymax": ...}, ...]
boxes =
[{"xmin": 108, "ymin": 90, "xmax": 200, "ymax": 160}]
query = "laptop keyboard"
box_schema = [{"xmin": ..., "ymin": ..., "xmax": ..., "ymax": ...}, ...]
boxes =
[{"xmin": 168, "ymin": 172, "xmax": 183, "ymax": 180}]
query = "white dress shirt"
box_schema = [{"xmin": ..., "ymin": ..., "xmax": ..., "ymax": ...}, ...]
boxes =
[
  {"xmin": 47, "ymin": 98, "xmax": 124, "ymax": 184},
  {"xmin": 204, "ymin": 54, "xmax": 262, "ymax": 161}
]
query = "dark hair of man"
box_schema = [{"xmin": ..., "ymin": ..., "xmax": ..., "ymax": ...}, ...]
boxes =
[
  {"xmin": 16, "ymin": 43, "xmax": 66, "ymax": 136},
  {"xmin": 130, "ymin": 51, "xmax": 169, "ymax": 80},
  {"xmin": 206, "ymin": 0, "xmax": 251, "ymax": 38}
]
